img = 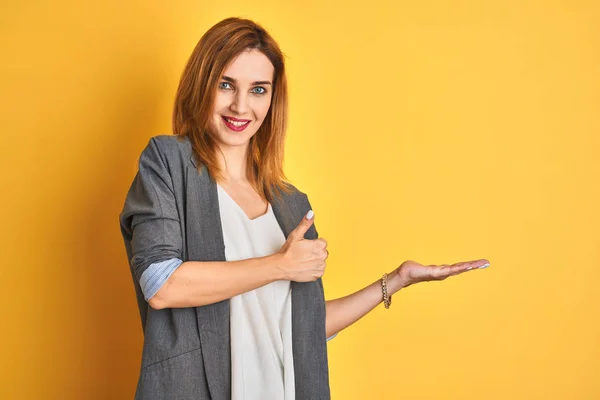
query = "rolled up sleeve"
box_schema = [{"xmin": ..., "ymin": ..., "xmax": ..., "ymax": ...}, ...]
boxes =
[{"xmin": 140, "ymin": 257, "xmax": 184, "ymax": 301}]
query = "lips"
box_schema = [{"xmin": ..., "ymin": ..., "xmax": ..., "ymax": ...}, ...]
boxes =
[
  {"xmin": 221, "ymin": 116, "xmax": 251, "ymax": 132},
  {"xmin": 223, "ymin": 116, "xmax": 250, "ymax": 122}
]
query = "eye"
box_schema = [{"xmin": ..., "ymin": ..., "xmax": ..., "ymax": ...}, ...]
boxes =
[
  {"xmin": 218, "ymin": 82, "xmax": 233, "ymax": 90},
  {"xmin": 252, "ymin": 86, "xmax": 267, "ymax": 94}
]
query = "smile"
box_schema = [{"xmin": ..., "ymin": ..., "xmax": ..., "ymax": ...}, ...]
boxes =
[{"xmin": 222, "ymin": 116, "xmax": 251, "ymax": 132}]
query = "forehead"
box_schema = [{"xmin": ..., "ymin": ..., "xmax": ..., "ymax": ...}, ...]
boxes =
[{"xmin": 222, "ymin": 48, "xmax": 274, "ymax": 82}]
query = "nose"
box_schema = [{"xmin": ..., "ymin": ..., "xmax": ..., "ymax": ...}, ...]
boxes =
[{"xmin": 229, "ymin": 91, "xmax": 249, "ymax": 115}]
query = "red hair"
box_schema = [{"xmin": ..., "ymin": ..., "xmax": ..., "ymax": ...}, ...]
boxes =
[{"xmin": 172, "ymin": 17, "xmax": 293, "ymax": 202}]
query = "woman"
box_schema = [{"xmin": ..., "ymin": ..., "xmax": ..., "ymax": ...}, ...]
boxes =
[{"xmin": 119, "ymin": 17, "xmax": 490, "ymax": 400}]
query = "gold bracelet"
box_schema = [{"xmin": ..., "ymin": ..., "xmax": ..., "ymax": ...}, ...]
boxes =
[{"xmin": 381, "ymin": 273, "xmax": 392, "ymax": 309}]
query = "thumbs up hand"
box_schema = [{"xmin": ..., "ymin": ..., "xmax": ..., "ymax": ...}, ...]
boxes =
[{"xmin": 275, "ymin": 210, "xmax": 329, "ymax": 282}]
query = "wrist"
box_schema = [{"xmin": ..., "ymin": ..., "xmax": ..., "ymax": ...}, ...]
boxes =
[
  {"xmin": 265, "ymin": 252, "xmax": 286, "ymax": 280},
  {"xmin": 387, "ymin": 269, "xmax": 409, "ymax": 295}
]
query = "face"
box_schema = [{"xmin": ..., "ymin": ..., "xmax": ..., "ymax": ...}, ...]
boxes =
[{"xmin": 207, "ymin": 48, "xmax": 275, "ymax": 151}]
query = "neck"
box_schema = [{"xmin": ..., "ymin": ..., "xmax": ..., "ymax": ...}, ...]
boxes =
[{"xmin": 217, "ymin": 143, "xmax": 250, "ymax": 184}]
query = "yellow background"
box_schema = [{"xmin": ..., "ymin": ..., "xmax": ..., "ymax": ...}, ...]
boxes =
[{"xmin": 1, "ymin": 1, "xmax": 599, "ymax": 398}]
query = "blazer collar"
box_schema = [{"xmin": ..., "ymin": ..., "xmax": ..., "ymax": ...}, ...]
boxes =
[{"xmin": 186, "ymin": 136, "xmax": 295, "ymax": 236}]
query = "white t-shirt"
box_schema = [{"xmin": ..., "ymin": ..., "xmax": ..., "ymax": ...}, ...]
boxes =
[{"xmin": 216, "ymin": 183, "xmax": 295, "ymax": 400}]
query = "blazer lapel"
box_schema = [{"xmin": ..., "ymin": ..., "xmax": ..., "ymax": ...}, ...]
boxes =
[{"xmin": 185, "ymin": 158, "xmax": 230, "ymax": 400}]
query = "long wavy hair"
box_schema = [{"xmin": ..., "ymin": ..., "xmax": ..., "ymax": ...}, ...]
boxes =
[{"xmin": 172, "ymin": 17, "xmax": 293, "ymax": 202}]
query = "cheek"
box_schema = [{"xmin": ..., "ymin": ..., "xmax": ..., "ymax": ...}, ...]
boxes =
[
  {"xmin": 210, "ymin": 102, "xmax": 226, "ymax": 124},
  {"xmin": 212, "ymin": 94, "xmax": 228, "ymax": 114},
  {"xmin": 256, "ymin": 97, "xmax": 272, "ymax": 120}
]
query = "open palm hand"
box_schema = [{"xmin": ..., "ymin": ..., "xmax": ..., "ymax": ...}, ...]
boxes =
[{"xmin": 395, "ymin": 259, "xmax": 490, "ymax": 288}]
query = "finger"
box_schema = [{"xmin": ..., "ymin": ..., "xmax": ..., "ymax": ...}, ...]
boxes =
[
  {"xmin": 446, "ymin": 260, "xmax": 490, "ymax": 271},
  {"xmin": 449, "ymin": 265, "xmax": 468, "ymax": 276},
  {"xmin": 431, "ymin": 264, "xmax": 462, "ymax": 277},
  {"xmin": 310, "ymin": 238, "xmax": 327, "ymax": 254},
  {"xmin": 464, "ymin": 260, "xmax": 491, "ymax": 270},
  {"xmin": 430, "ymin": 266, "xmax": 448, "ymax": 280},
  {"xmin": 289, "ymin": 210, "xmax": 315, "ymax": 241},
  {"xmin": 448, "ymin": 261, "xmax": 490, "ymax": 276},
  {"xmin": 435, "ymin": 264, "xmax": 453, "ymax": 276},
  {"xmin": 464, "ymin": 258, "xmax": 490, "ymax": 269}
]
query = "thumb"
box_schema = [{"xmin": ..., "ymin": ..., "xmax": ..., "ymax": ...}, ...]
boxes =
[{"xmin": 289, "ymin": 210, "xmax": 315, "ymax": 241}]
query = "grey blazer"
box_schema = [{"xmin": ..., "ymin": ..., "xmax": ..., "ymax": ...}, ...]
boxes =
[{"xmin": 119, "ymin": 135, "xmax": 331, "ymax": 399}]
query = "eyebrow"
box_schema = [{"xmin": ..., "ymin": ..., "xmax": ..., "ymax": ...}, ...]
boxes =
[{"xmin": 222, "ymin": 75, "xmax": 272, "ymax": 86}]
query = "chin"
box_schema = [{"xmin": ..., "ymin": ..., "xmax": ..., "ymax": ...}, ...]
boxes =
[{"xmin": 217, "ymin": 130, "xmax": 256, "ymax": 147}]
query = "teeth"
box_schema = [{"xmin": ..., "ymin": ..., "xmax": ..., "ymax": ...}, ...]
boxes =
[{"xmin": 225, "ymin": 118, "xmax": 249, "ymax": 127}]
